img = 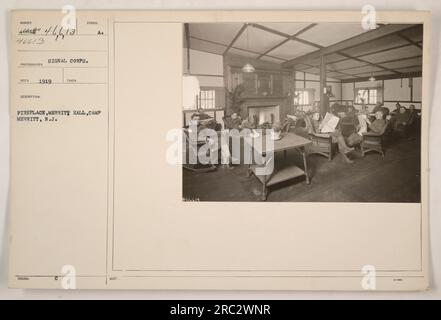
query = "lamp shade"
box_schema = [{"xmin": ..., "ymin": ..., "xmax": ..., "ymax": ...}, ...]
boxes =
[
  {"xmin": 182, "ymin": 75, "xmax": 200, "ymax": 109},
  {"xmin": 242, "ymin": 63, "xmax": 255, "ymax": 73}
]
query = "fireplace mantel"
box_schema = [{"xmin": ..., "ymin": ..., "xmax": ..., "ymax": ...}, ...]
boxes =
[
  {"xmin": 241, "ymin": 96, "xmax": 288, "ymax": 101},
  {"xmin": 239, "ymin": 96, "xmax": 290, "ymax": 121}
]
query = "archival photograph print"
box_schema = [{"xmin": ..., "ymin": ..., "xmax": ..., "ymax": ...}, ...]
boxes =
[{"xmin": 182, "ymin": 22, "xmax": 423, "ymax": 202}]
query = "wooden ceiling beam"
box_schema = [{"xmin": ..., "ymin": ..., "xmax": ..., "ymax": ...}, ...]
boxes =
[
  {"xmin": 223, "ymin": 23, "xmax": 248, "ymax": 56},
  {"xmin": 345, "ymin": 64, "xmax": 421, "ymax": 77},
  {"xmin": 300, "ymin": 62, "xmax": 364, "ymax": 80},
  {"xmin": 256, "ymin": 38, "xmax": 290, "ymax": 59},
  {"xmin": 250, "ymin": 23, "xmax": 290, "ymax": 38},
  {"xmin": 397, "ymin": 33, "xmax": 423, "ymax": 50},
  {"xmin": 372, "ymin": 54, "xmax": 422, "ymax": 66},
  {"xmin": 256, "ymin": 23, "xmax": 319, "ymax": 59},
  {"xmin": 293, "ymin": 23, "xmax": 318, "ymax": 37},
  {"xmin": 282, "ymin": 24, "xmax": 416, "ymax": 68},
  {"xmin": 341, "ymin": 71, "xmax": 422, "ymax": 83},
  {"xmin": 306, "ymin": 43, "xmax": 421, "ymax": 67},
  {"xmin": 337, "ymin": 52, "xmax": 401, "ymax": 74},
  {"xmin": 191, "ymin": 35, "xmax": 287, "ymax": 62},
  {"xmin": 393, "ymin": 65, "xmax": 423, "ymax": 71},
  {"xmin": 252, "ymin": 23, "xmax": 323, "ymax": 49},
  {"xmin": 313, "ymin": 52, "xmax": 422, "ymax": 76}
]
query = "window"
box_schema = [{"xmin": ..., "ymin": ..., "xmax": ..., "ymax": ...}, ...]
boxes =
[
  {"xmin": 369, "ymin": 89, "xmax": 378, "ymax": 104},
  {"xmin": 294, "ymin": 89, "xmax": 314, "ymax": 105},
  {"xmin": 183, "ymin": 87, "xmax": 224, "ymax": 111},
  {"xmin": 355, "ymin": 88, "xmax": 379, "ymax": 105},
  {"xmin": 199, "ymin": 89, "xmax": 216, "ymax": 109}
]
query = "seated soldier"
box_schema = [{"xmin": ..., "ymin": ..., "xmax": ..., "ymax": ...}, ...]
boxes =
[
  {"xmin": 365, "ymin": 110, "xmax": 387, "ymax": 134},
  {"xmin": 408, "ymin": 104, "xmax": 419, "ymax": 127},
  {"xmin": 223, "ymin": 113, "xmax": 242, "ymax": 129},
  {"xmin": 331, "ymin": 102, "xmax": 347, "ymax": 116},
  {"xmin": 340, "ymin": 105, "xmax": 359, "ymax": 138},
  {"xmin": 394, "ymin": 106, "xmax": 411, "ymax": 131},
  {"xmin": 346, "ymin": 105, "xmax": 358, "ymax": 118},
  {"xmin": 372, "ymin": 102, "xmax": 390, "ymax": 117},
  {"xmin": 304, "ymin": 106, "xmax": 356, "ymax": 164},
  {"xmin": 343, "ymin": 105, "xmax": 359, "ymax": 123},
  {"xmin": 372, "ymin": 102, "xmax": 383, "ymax": 114},
  {"xmin": 391, "ymin": 102, "xmax": 402, "ymax": 115}
]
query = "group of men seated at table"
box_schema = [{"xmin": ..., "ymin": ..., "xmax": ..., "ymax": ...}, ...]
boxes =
[{"xmin": 299, "ymin": 101, "xmax": 420, "ymax": 163}]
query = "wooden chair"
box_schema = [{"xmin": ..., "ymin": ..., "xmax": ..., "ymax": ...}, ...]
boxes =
[
  {"xmin": 301, "ymin": 113, "xmax": 338, "ymax": 161},
  {"xmin": 307, "ymin": 133, "xmax": 337, "ymax": 161},
  {"xmin": 182, "ymin": 129, "xmax": 217, "ymax": 172},
  {"xmin": 360, "ymin": 121, "xmax": 390, "ymax": 158}
]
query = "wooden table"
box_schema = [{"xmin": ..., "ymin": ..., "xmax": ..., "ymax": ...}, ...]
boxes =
[{"xmin": 247, "ymin": 132, "xmax": 311, "ymax": 200}]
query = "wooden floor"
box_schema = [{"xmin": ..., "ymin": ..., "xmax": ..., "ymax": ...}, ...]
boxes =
[{"xmin": 183, "ymin": 131, "xmax": 421, "ymax": 202}]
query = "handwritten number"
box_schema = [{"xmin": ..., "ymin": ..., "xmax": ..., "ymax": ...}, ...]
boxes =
[{"xmin": 39, "ymin": 79, "xmax": 52, "ymax": 84}]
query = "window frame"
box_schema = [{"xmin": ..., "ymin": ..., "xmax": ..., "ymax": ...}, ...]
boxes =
[
  {"xmin": 183, "ymin": 86, "xmax": 225, "ymax": 112},
  {"xmin": 354, "ymin": 87, "xmax": 381, "ymax": 105},
  {"xmin": 198, "ymin": 89, "xmax": 216, "ymax": 110},
  {"xmin": 294, "ymin": 88, "xmax": 315, "ymax": 106}
]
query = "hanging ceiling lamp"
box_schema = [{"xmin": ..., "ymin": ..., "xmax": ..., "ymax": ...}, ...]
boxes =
[
  {"xmin": 242, "ymin": 63, "xmax": 255, "ymax": 73},
  {"xmin": 368, "ymin": 75, "xmax": 376, "ymax": 82},
  {"xmin": 242, "ymin": 24, "xmax": 255, "ymax": 73}
]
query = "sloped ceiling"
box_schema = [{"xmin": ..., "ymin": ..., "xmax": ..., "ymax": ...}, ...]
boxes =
[{"xmin": 185, "ymin": 23, "xmax": 423, "ymax": 81}]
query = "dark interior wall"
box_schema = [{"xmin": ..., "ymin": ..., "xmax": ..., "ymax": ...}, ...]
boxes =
[{"xmin": 223, "ymin": 53, "xmax": 294, "ymax": 120}]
